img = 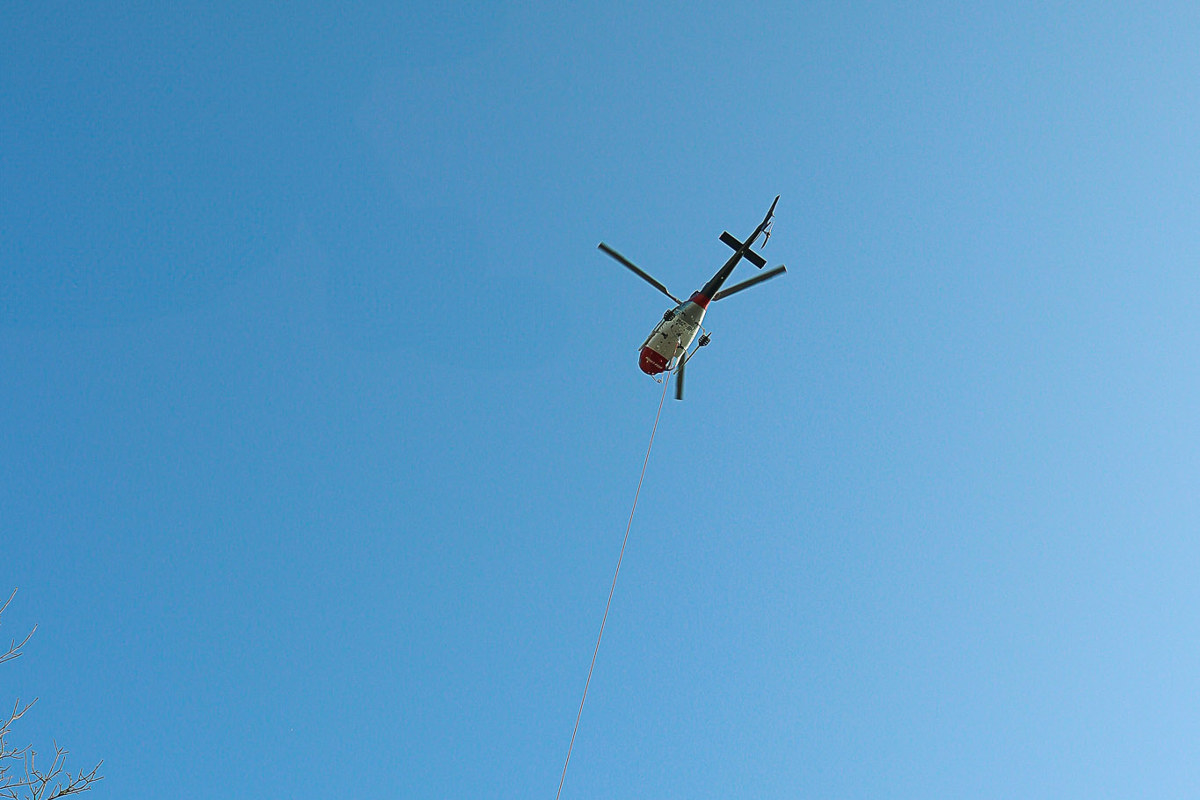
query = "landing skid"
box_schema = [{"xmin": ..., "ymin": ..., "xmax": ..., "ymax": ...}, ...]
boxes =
[
  {"xmin": 674, "ymin": 330, "xmax": 711, "ymax": 370},
  {"xmin": 670, "ymin": 329, "xmax": 712, "ymax": 400}
]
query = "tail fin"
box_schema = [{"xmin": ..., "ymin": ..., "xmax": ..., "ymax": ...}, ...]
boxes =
[{"xmin": 718, "ymin": 231, "xmax": 767, "ymax": 269}]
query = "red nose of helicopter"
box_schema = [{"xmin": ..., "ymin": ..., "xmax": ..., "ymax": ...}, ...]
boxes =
[{"xmin": 639, "ymin": 346, "xmax": 669, "ymax": 375}]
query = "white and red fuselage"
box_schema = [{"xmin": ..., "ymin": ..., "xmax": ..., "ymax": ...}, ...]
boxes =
[{"xmin": 638, "ymin": 292, "xmax": 709, "ymax": 374}]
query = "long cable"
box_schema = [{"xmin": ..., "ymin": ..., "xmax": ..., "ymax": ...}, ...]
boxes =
[{"xmin": 555, "ymin": 374, "xmax": 672, "ymax": 800}]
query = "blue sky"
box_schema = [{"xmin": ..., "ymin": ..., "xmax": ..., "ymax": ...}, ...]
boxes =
[{"xmin": 4, "ymin": 2, "xmax": 1200, "ymax": 798}]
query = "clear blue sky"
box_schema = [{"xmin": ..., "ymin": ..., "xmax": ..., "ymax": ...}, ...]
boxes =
[{"xmin": 4, "ymin": 2, "xmax": 1200, "ymax": 798}]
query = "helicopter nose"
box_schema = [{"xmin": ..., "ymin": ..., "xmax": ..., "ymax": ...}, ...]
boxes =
[{"xmin": 639, "ymin": 346, "xmax": 668, "ymax": 375}]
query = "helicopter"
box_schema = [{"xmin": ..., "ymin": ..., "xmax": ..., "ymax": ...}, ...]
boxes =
[{"xmin": 598, "ymin": 196, "xmax": 787, "ymax": 399}]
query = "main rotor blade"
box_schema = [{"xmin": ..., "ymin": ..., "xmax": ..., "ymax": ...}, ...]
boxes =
[
  {"xmin": 675, "ymin": 349, "xmax": 686, "ymax": 400},
  {"xmin": 598, "ymin": 243, "xmax": 681, "ymax": 304},
  {"xmin": 711, "ymin": 265, "xmax": 787, "ymax": 301}
]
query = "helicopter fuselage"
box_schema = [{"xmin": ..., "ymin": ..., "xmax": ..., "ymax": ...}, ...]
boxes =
[{"xmin": 638, "ymin": 292, "xmax": 709, "ymax": 374}]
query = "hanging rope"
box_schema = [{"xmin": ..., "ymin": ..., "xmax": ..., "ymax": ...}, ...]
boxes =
[{"xmin": 555, "ymin": 373, "xmax": 672, "ymax": 800}]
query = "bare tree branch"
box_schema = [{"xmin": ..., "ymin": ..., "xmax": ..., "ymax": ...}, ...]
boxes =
[
  {"xmin": 0, "ymin": 591, "xmax": 37, "ymax": 667},
  {"xmin": 13, "ymin": 744, "xmax": 102, "ymax": 800},
  {"xmin": 0, "ymin": 591, "xmax": 102, "ymax": 800}
]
